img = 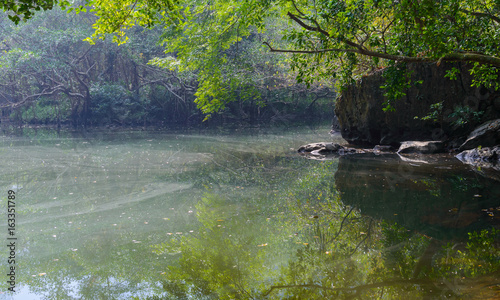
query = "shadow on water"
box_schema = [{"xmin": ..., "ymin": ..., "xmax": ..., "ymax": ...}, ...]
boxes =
[{"xmin": 334, "ymin": 153, "xmax": 500, "ymax": 240}]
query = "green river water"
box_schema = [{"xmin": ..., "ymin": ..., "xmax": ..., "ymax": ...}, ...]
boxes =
[{"xmin": 0, "ymin": 126, "xmax": 498, "ymax": 299}]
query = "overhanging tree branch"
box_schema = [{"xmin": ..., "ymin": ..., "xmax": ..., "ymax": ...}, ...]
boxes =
[
  {"xmin": 263, "ymin": 42, "xmax": 500, "ymax": 67},
  {"xmin": 287, "ymin": 12, "xmax": 330, "ymax": 38},
  {"xmin": 290, "ymin": 0, "xmax": 306, "ymax": 17},
  {"xmin": 460, "ymin": 9, "xmax": 500, "ymax": 24},
  {"xmin": 263, "ymin": 41, "xmax": 356, "ymax": 54},
  {"xmin": 286, "ymin": 12, "xmax": 362, "ymax": 49},
  {"xmin": 262, "ymin": 279, "xmax": 434, "ymax": 297}
]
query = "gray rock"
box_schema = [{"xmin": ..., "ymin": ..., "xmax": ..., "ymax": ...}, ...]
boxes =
[
  {"xmin": 297, "ymin": 142, "xmax": 360, "ymax": 155},
  {"xmin": 397, "ymin": 141, "xmax": 445, "ymax": 154},
  {"xmin": 458, "ymin": 119, "xmax": 500, "ymax": 151},
  {"xmin": 298, "ymin": 142, "xmax": 337, "ymax": 153},
  {"xmin": 456, "ymin": 146, "xmax": 500, "ymax": 181},
  {"xmin": 456, "ymin": 146, "xmax": 500, "ymax": 165},
  {"xmin": 325, "ymin": 143, "xmax": 341, "ymax": 151},
  {"xmin": 373, "ymin": 145, "xmax": 393, "ymax": 152}
]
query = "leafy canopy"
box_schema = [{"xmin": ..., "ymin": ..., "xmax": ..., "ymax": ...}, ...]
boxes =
[{"xmin": 3, "ymin": 0, "xmax": 500, "ymax": 113}]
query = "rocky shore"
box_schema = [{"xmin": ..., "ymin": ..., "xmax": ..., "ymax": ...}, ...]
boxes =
[
  {"xmin": 310, "ymin": 62, "xmax": 500, "ymax": 178},
  {"xmin": 299, "ymin": 119, "xmax": 500, "ymax": 176}
]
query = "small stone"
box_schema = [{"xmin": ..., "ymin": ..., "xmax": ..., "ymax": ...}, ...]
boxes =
[
  {"xmin": 397, "ymin": 141, "xmax": 444, "ymax": 154},
  {"xmin": 373, "ymin": 145, "xmax": 393, "ymax": 152}
]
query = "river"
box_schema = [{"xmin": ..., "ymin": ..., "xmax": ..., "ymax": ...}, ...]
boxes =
[{"xmin": 0, "ymin": 126, "xmax": 498, "ymax": 299}]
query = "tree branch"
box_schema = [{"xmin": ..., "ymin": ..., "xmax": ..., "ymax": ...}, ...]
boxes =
[
  {"xmin": 0, "ymin": 86, "xmax": 65, "ymax": 109},
  {"xmin": 325, "ymin": 206, "xmax": 355, "ymax": 245},
  {"xmin": 290, "ymin": 0, "xmax": 306, "ymax": 17},
  {"xmin": 71, "ymin": 45, "xmax": 97, "ymax": 65},
  {"xmin": 287, "ymin": 12, "xmax": 330, "ymax": 38},
  {"xmin": 263, "ymin": 41, "xmax": 356, "ymax": 54},
  {"xmin": 263, "ymin": 42, "xmax": 500, "ymax": 67},
  {"xmin": 262, "ymin": 279, "xmax": 434, "ymax": 297},
  {"xmin": 286, "ymin": 12, "xmax": 361, "ymax": 49},
  {"xmin": 349, "ymin": 219, "xmax": 372, "ymax": 257},
  {"xmin": 460, "ymin": 9, "xmax": 500, "ymax": 24}
]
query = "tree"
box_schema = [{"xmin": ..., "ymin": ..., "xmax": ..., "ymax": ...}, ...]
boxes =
[
  {"xmin": 1, "ymin": 1, "xmax": 334, "ymax": 125},
  {"xmin": 3, "ymin": 0, "xmax": 499, "ymax": 114},
  {"xmin": 84, "ymin": 0, "xmax": 500, "ymax": 113},
  {"xmin": 0, "ymin": 9, "xmax": 98, "ymax": 126}
]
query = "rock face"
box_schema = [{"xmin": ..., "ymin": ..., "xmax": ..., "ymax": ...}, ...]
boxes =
[
  {"xmin": 458, "ymin": 119, "xmax": 500, "ymax": 151},
  {"xmin": 335, "ymin": 62, "xmax": 500, "ymax": 146},
  {"xmin": 397, "ymin": 141, "xmax": 445, "ymax": 154}
]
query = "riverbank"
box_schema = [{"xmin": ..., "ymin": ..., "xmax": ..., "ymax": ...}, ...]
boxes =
[{"xmin": 299, "ymin": 139, "xmax": 500, "ymax": 178}]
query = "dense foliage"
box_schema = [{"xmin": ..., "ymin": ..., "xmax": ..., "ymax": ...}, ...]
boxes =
[
  {"xmin": 0, "ymin": 4, "xmax": 333, "ymax": 126},
  {"xmin": 84, "ymin": 0, "xmax": 500, "ymax": 112},
  {"xmin": 0, "ymin": 8, "xmax": 198, "ymax": 127},
  {"xmin": 3, "ymin": 0, "xmax": 498, "ymax": 116}
]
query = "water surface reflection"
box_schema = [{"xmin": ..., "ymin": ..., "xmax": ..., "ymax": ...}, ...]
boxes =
[
  {"xmin": 335, "ymin": 153, "xmax": 500, "ymax": 239},
  {"xmin": 0, "ymin": 128, "xmax": 497, "ymax": 299}
]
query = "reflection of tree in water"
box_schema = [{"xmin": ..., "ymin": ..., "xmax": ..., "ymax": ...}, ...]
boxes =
[
  {"xmin": 13, "ymin": 234, "xmax": 168, "ymax": 299},
  {"xmin": 151, "ymin": 192, "xmax": 280, "ymax": 299},
  {"xmin": 149, "ymin": 161, "xmax": 499, "ymax": 299},
  {"xmin": 334, "ymin": 154, "xmax": 500, "ymax": 239}
]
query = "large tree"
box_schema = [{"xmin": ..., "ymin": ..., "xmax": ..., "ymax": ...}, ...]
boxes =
[{"xmin": 2, "ymin": 0, "xmax": 500, "ymax": 113}]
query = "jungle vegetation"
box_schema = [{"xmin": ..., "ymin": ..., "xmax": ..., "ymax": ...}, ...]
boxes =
[
  {"xmin": 1, "ymin": 0, "xmax": 499, "ymax": 125},
  {"xmin": 0, "ymin": 1, "xmax": 333, "ymax": 127}
]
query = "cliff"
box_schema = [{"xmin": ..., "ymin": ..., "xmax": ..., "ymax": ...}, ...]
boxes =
[{"xmin": 334, "ymin": 63, "xmax": 500, "ymax": 146}]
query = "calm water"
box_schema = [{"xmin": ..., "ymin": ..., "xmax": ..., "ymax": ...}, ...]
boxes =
[{"xmin": 0, "ymin": 126, "xmax": 498, "ymax": 299}]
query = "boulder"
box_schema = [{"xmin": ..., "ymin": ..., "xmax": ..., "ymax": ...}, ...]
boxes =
[
  {"xmin": 458, "ymin": 119, "xmax": 500, "ymax": 151},
  {"xmin": 397, "ymin": 141, "xmax": 445, "ymax": 154},
  {"xmin": 456, "ymin": 146, "xmax": 500, "ymax": 166},
  {"xmin": 456, "ymin": 146, "xmax": 500, "ymax": 181}
]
